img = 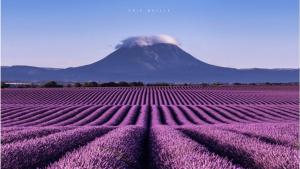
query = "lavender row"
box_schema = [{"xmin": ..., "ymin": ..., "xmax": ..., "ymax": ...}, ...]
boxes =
[
  {"xmin": 1, "ymin": 127, "xmax": 113, "ymax": 169},
  {"xmin": 179, "ymin": 126, "xmax": 299, "ymax": 169},
  {"xmin": 2, "ymin": 105, "xmax": 298, "ymax": 127},
  {"xmin": 2, "ymin": 86, "xmax": 298, "ymax": 105},
  {"xmin": 149, "ymin": 126, "xmax": 240, "ymax": 168},
  {"xmin": 1, "ymin": 123, "xmax": 298, "ymax": 169},
  {"xmin": 47, "ymin": 126, "xmax": 146, "ymax": 169},
  {"xmin": 218, "ymin": 122, "xmax": 299, "ymax": 149},
  {"xmin": 1, "ymin": 127, "xmax": 74, "ymax": 144}
]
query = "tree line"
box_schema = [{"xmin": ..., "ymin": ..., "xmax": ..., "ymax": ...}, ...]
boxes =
[
  {"xmin": 2, "ymin": 81, "xmax": 145, "ymax": 88},
  {"xmin": 1, "ymin": 81, "xmax": 298, "ymax": 88}
]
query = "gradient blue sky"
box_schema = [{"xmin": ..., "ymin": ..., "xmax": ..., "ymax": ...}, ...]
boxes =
[{"xmin": 2, "ymin": 0, "xmax": 299, "ymax": 68}]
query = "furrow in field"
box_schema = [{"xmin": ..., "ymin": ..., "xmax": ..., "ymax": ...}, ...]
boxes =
[
  {"xmin": 151, "ymin": 105, "xmax": 165, "ymax": 126},
  {"xmin": 2, "ymin": 106, "xmax": 46, "ymax": 121},
  {"xmin": 227, "ymin": 105, "xmax": 277, "ymax": 123},
  {"xmin": 1, "ymin": 127, "xmax": 74, "ymax": 144},
  {"xmin": 219, "ymin": 123, "xmax": 299, "ymax": 149},
  {"xmin": 2, "ymin": 106, "xmax": 72, "ymax": 127},
  {"xmin": 17, "ymin": 106, "xmax": 80, "ymax": 127},
  {"xmin": 118, "ymin": 105, "xmax": 140, "ymax": 126},
  {"xmin": 170, "ymin": 105, "xmax": 197, "ymax": 125},
  {"xmin": 206, "ymin": 106, "xmax": 247, "ymax": 123},
  {"xmin": 237, "ymin": 105, "xmax": 288, "ymax": 122},
  {"xmin": 177, "ymin": 106, "xmax": 206, "ymax": 124},
  {"xmin": 136, "ymin": 105, "xmax": 151, "ymax": 127},
  {"xmin": 160, "ymin": 105, "xmax": 180, "ymax": 126},
  {"xmin": 263, "ymin": 105, "xmax": 299, "ymax": 118},
  {"xmin": 38, "ymin": 106, "xmax": 92, "ymax": 126},
  {"xmin": 249, "ymin": 106, "xmax": 296, "ymax": 121},
  {"xmin": 217, "ymin": 106, "xmax": 262, "ymax": 123},
  {"xmin": 104, "ymin": 105, "xmax": 131, "ymax": 126},
  {"xmin": 87, "ymin": 106, "xmax": 121, "ymax": 126},
  {"xmin": 53, "ymin": 105, "xmax": 103, "ymax": 126},
  {"xmin": 198, "ymin": 106, "xmax": 230, "ymax": 123},
  {"xmin": 71, "ymin": 105, "xmax": 112, "ymax": 126},
  {"xmin": 187, "ymin": 106, "xmax": 219, "ymax": 124}
]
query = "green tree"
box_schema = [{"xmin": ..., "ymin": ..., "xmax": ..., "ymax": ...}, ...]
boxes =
[
  {"xmin": 43, "ymin": 81, "xmax": 63, "ymax": 88},
  {"xmin": 1, "ymin": 82, "xmax": 10, "ymax": 88},
  {"xmin": 83, "ymin": 82, "xmax": 98, "ymax": 87},
  {"xmin": 74, "ymin": 82, "xmax": 82, "ymax": 87}
]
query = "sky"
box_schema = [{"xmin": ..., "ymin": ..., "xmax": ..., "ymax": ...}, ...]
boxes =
[{"xmin": 2, "ymin": 0, "xmax": 299, "ymax": 69}]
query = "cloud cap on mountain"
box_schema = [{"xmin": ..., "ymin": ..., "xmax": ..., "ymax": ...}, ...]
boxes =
[{"xmin": 116, "ymin": 35, "xmax": 179, "ymax": 49}]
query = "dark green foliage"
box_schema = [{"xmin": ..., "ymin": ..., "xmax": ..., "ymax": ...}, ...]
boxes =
[
  {"xmin": 43, "ymin": 81, "xmax": 63, "ymax": 88},
  {"xmin": 74, "ymin": 83, "xmax": 82, "ymax": 87},
  {"xmin": 83, "ymin": 82, "xmax": 98, "ymax": 87},
  {"xmin": 1, "ymin": 82, "xmax": 10, "ymax": 88}
]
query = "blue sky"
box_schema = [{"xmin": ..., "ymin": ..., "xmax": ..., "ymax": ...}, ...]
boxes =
[{"xmin": 2, "ymin": 0, "xmax": 299, "ymax": 68}]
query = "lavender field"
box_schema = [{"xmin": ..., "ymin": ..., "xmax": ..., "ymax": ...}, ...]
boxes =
[{"xmin": 1, "ymin": 85, "xmax": 299, "ymax": 169}]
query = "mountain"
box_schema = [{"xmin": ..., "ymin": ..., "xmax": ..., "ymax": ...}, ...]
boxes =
[{"xmin": 1, "ymin": 43, "xmax": 298, "ymax": 83}]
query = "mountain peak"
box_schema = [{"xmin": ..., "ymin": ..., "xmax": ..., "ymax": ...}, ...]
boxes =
[
  {"xmin": 2, "ymin": 35, "xmax": 298, "ymax": 83},
  {"xmin": 89, "ymin": 42, "xmax": 209, "ymax": 71}
]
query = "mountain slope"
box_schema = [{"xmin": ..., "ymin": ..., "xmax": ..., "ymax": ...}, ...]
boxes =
[{"xmin": 1, "ymin": 44, "xmax": 298, "ymax": 83}]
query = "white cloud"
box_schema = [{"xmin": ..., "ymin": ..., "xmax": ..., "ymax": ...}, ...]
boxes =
[{"xmin": 115, "ymin": 35, "xmax": 179, "ymax": 49}]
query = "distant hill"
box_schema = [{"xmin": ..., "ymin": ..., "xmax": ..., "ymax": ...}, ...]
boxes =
[{"xmin": 1, "ymin": 43, "xmax": 298, "ymax": 83}]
